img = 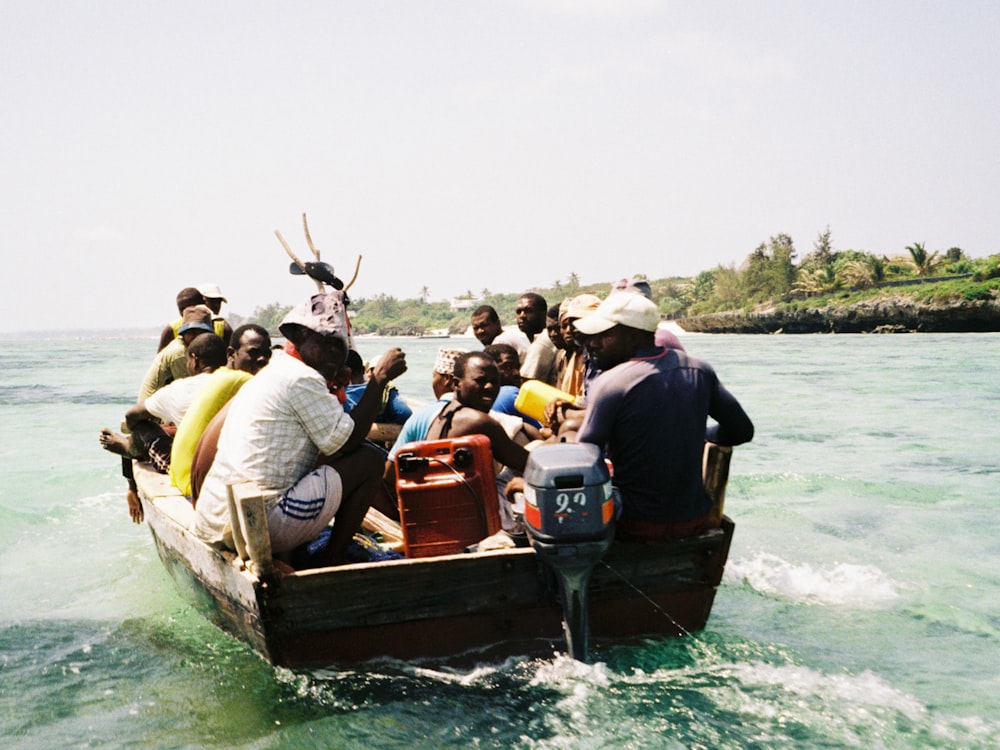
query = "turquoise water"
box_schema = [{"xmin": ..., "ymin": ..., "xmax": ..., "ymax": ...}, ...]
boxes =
[{"xmin": 1, "ymin": 332, "xmax": 998, "ymax": 748}]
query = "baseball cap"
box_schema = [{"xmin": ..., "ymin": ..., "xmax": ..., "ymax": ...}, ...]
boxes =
[
  {"xmin": 612, "ymin": 277, "xmax": 653, "ymax": 300},
  {"xmin": 196, "ymin": 283, "xmax": 227, "ymax": 303},
  {"xmin": 574, "ymin": 292, "xmax": 660, "ymax": 335},
  {"xmin": 561, "ymin": 294, "xmax": 602, "ymax": 322}
]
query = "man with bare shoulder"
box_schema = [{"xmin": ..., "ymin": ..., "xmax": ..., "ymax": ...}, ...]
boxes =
[{"xmin": 425, "ymin": 352, "xmax": 529, "ymax": 474}]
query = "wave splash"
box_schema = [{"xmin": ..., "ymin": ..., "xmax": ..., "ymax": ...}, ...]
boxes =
[{"xmin": 726, "ymin": 552, "xmax": 900, "ymax": 606}]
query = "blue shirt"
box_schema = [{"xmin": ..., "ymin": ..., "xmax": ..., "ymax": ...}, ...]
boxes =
[
  {"xmin": 490, "ymin": 385, "xmax": 542, "ymax": 429},
  {"xmin": 387, "ymin": 396, "xmax": 451, "ymax": 459},
  {"xmin": 578, "ymin": 347, "xmax": 753, "ymax": 523},
  {"xmin": 343, "ymin": 383, "xmax": 413, "ymax": 425}
]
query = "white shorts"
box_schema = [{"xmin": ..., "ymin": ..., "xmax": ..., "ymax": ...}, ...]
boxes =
[{"xmin": 267, "ymin": 465, "xmax": 343, "ymax": 553}]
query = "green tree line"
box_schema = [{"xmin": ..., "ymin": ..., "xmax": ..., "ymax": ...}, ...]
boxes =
[
  {"xmin": 234, "ymin": 230, "xmax": 1000, "ymax": 336},
  {"xmin": 681, "ymin": 229, "xmax": 998, "ymax": 317}
]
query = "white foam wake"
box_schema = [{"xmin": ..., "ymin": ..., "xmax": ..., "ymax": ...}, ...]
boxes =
[{"xmin": 726, "ymin": 551, "xmax": 900, "ymax": 606}]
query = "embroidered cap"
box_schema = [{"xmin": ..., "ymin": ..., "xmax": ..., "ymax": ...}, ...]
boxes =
[{"xmin": 433, "ymin": 348, "xmax": 466, "ymax": 376}]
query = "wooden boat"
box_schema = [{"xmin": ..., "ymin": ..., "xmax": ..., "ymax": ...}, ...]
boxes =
[
  {"xmin": 133, "ymin": 441, "xmax": 736, "ymax": 668},
  {"xmin": 130, "ymin": 222, "xmax": 737, "ymax": 666}
]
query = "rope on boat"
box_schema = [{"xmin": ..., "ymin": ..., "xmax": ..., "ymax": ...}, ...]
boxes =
[
  {"xmin": 598, "ymin": 560, "xmax": 694, "ymax": 637},
  {"xmin": 598, "ymin": 559, "xmax": 719, "ymax": 661}
]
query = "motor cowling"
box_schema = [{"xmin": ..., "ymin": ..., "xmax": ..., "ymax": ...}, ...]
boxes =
[
  {"xmin": 523, "ymin": 442, "xmax": 615, "ymax": 542},
  {"xmin": 522, "ymin": 443, "xmax": 615, "ymax": 661}
]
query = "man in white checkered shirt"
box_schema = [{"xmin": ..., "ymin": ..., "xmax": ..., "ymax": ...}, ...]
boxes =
[{"xmin": 191, "ymin": 292, "xmax": 406, "ymax": 565}]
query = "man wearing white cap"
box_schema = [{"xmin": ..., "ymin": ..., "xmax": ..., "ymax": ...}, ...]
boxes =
[
  {"xmin": 572, "ymin": 292, "xmax": 754, "ymax": 543},
  {"xmin": 190, "ymin": 291, "xmax": 407, "ymax": 565},
  {"xmin": 196, "ymin": 282, "xmax": 234, "ymax": 346}
]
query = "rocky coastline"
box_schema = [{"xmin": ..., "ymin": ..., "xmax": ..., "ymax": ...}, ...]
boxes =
[{"xmin": 676, "ymin": 297, "xmax": 1000, "ymax": 334}]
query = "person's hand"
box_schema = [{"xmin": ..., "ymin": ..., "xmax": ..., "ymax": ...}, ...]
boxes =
[
  {"xmin": 371, "ymin": 348, "xmax": 407, "ymax": 385},
  {"xmin": 127, "ymin": 489, "xmax": 144, "ymax": 524},
  {"xmin": 504, "ymin": 476, "xmax": 525, "ymax": 504},
  {"xmin": 543, "ymin": 398, "xmax": 567, "ymax": 429},
  {"xmin": 332, "ymin": 365, "xmax": 352, "ymax": 389}
]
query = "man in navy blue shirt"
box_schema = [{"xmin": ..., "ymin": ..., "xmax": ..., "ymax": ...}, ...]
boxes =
[{"xmin": 573, "ymin": 293, "xmax": 754, "ymax": 542}]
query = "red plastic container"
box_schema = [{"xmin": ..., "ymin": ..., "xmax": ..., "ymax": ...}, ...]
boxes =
[{"xmin": 394, "ymin": 435, "xmax": 500, "ymax": 558}]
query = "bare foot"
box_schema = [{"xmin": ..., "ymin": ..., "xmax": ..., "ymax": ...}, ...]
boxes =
[
  {"xmin": 127, "ymin": 488, "xmax": 144, "ymax": 524},
  {"xmin": 99, "ymin": 428, "xmax": 134, "ymax": 458}
]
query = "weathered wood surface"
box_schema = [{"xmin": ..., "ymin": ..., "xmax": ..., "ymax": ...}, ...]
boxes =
[
  {"xmin": 134, "ymin": 457, "xmax": 734, "ymax": 667},
  {"xmin": 136, "ymin": 470, "xmax": 273, "ymax": 658}
]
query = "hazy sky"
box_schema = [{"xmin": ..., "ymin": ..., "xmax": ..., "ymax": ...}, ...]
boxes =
[{"xmin": 2, "ymin": 1, "xmax": 998, "ymax": 332}]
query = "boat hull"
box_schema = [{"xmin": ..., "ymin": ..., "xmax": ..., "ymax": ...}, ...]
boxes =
[{"xmin": 136, "ymin": 463, "xmax": 733, "ymax": 667}]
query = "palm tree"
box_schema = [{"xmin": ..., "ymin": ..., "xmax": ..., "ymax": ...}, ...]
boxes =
[
  {"xmin": 793, "ymin": 267, "xmax": 837, "ymax": 297},
  {"xmin": 419, "ymin": 286, "xmax": 430, "ymax": 304},
  {"xmin": 906, "ymin": 242, "xmax": 941, "ymax": 277},
  {"xmin": 839, "ymin": 259, "xmax": 879, "ymax": 290}
]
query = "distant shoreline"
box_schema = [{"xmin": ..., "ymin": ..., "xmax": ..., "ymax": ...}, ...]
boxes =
[
  {"xmin": 6, "ymin": 297, "xmax": 1000, "ymax": 339},
  {"xmin": 677, "ymin": 298, "xmax": 1000, "ymax": 334}
]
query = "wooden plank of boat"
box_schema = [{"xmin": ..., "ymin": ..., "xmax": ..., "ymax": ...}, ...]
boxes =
[{"xmin": 133, "ymin": 445, "xmax": 734, "ymax": 667}]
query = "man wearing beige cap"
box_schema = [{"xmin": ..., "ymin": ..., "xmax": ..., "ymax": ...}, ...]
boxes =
[
  {"xmin": 190, "ymin": 291, "xmax": 406, "ymax": 565},
  {"xmin": 572, "ymin": 292, "xmax": 754, "ymax": 543},
  {"xmin": 557, "ymin": 293, "xmax": 602, "ymax": 399},
  {"xmin": 195, "ymin": 282, "xmax": 233, "ymax": 343}
]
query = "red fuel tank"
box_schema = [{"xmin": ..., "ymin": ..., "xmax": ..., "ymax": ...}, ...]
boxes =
[{"xmin": 394, "ymin": 435, "xmax": 500, "ymax": 558}]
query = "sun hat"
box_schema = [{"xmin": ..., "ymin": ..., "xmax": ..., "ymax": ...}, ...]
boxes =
[
  {"xmin": 177, "ymin": 304, "xmax": 215, "ymax": 335},
  {"xmin": 279, "ymin": 292, "xmax": 350, "ymax": 346},
  {"xmin": 574, "ymin": 292, "xmax": 660, "ymax": 335},
  {"xmin": 196, "ymin": 283, "xmax": 228, "ymax": 303}
]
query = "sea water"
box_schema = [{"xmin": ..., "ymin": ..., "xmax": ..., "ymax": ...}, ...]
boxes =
[{"xmin": 1, "ymin": 332, "xmax": 998, "ymax": 749}]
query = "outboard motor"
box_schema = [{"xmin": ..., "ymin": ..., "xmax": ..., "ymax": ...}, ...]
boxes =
[{"xmin": 522, "ymin": 443, "xmax": 616, "ymax": 661}]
